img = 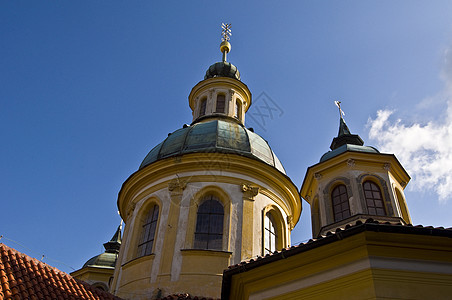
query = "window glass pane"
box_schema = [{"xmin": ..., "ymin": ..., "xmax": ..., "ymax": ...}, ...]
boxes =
[
  {"xmin": 264, "ymin": 213, "xmax": 278, "ymax": 254},
  {"xmin": 363, "ymin": 181, "xmax": 386, "ymax": 216},
  {"xmin": 209, "ymin": 235, "xmax": 222, "ymax": 250},
  {"xmin": 194, "ymin": 234, "xmax": 208, "ymax": 249},
  {"xmin": 199, "ymin": 98, "xmax": 207, "ymax": 116},
  {"xmin": 216, "ymin": 95, "xmax": 225, "ymax": 113},
  {"xmin": 331, "ymin": 184, "xmax": 350, "ymax": 222},
  {"xmin": 138, "ymin": 205, "xmax": 159, "ymax": 257},
  {"xmin": 194, "ymin": 196, "xmax": 224, "ymax": 250}
]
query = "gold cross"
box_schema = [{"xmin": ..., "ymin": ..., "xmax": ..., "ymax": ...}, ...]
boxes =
[{"xmin": 221, "ymin": 23, "xmax": 232, "ymax": 41}]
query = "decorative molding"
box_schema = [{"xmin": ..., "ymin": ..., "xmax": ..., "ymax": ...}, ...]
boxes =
[
  {"xmin": 126, "ymin": 202, "xmax": 136, "ymax": 217},
  {"xmin": 383, "ymin": 163, "xmax": 391, "ymax": 171},
  {"xmin": 208, "ymin": 88, "xmax": 215, "ymax": 99},
  {"xmin": 242, "ymin": 184, "xmax": 259, "ymax": 200},
  {"xmin": 229, "ymin": 89, "xmax": 235, "ymax": 101},
  {"xmin": 314, "ymin": 173, "xmax": 322, "ymax": 180},
  {"xmin": 347, "ymin": 159, "xmax": 356, "ymax": 167},
  {"xmin": 168, "ymin": 178, "xmax": 187, "ymax": 194},
  {"xmin": 286, "ymin": 216, "xmax": 295, "ymax": 231}
]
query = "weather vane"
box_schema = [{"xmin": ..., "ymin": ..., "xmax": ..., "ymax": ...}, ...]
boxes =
[
  {"xmin": 334, "ymin": 101, "xmax": 345, "ymax": 119},
  {"xmin": 221, "ymin": 23, "xmax": 232, "ymax": 42},
  {"xmin": 220, "ymin": 23, "xmax": 232, "ymax": 61}
]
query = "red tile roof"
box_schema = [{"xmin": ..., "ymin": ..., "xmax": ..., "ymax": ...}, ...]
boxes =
[{"xmin": 0, "ymin": 243, "xmax": 122, "ymax": 300}]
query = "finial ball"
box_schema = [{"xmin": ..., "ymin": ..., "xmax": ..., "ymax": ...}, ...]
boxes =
[{"xmin": 220, "ymin": 40, "xmax": 231, "ymax": 53}]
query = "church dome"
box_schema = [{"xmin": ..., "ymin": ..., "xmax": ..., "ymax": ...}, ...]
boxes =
[
  {"xmin": 139, "ymin": 119, "xmax": 286, "ymax": 174},
  {"xmin": 82, "ymin": 252, "xmax": 117, "ymax": 269},
  {"xmin": 204, "ymin": 61, "xmax": 240, "ymax": 81}
]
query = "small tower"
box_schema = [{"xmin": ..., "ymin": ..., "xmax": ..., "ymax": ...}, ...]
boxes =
[
  {"xmin": 71, "ymin": 225, "xmax": 122, "ymax": 291},
  {"xmin": 300, "ymin": 104, "xmax": 411, "ymax": 238},
  {"xmin": 110, "ymin": 25, "xmax": 301, "ymax": 299}
]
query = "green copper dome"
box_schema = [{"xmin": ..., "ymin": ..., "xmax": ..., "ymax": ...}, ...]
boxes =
[
  {"xmin": 320, "ymin": 144, "xmax": 380, "ymax": 162},
  {"xmin": 83, "ymin": 252, "xmax": 117, "ymax": 269},
  {"xmin": 204, "ymin": 61, "xmax": 240, "ymax": 81},
  {"xmin": 140, "ymin": 119, "xmax": 285, "ymax": 174}
]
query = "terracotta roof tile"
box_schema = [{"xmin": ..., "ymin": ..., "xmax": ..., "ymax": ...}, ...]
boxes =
[{"xmin": 0, "ymin": 243, "xmax": 122, "ymax": 300}]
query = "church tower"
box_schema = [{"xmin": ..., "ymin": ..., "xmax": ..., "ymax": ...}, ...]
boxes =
[
  {"xmin": 300, "ymin": 105, "xmax": 411, "ymax": 238},
  {"xmin": 110, "ymin": 25, "xmax": 301, "ymax": 299}
]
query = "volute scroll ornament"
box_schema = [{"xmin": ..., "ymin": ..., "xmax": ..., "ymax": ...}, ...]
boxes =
[{"xmin": 242, "ymin": 184, "xmax": 259, "ymax": 200}]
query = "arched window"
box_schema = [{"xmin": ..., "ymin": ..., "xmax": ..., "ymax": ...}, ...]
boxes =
[
  {"xmin": 363, "ymin": 181, "xmax": 386, "ymax": 216},
  {"xmin": 215, "ymin": 94, "xmax": 225, "ymax": 113},
  {"xmin": 234, "ymin": 99, "xmax": 241, "ymax": 119},
  {"xmin": 137, "ymin": 205, "xmax": 159, "ymax": 257},
  {"xmin": 264, "ymin": 212, "xmax": 277, "ymax": 255},
  {"xmin": 332, "ymin": 184, "xmax": 350, "ymax": 222},
  {"xmin": 194, "ymin": 196, "xmax": 224, "ymax": 250},
  {"xmin": 199, "ymin": 98, "xmax": 207, "ymax": 117}
]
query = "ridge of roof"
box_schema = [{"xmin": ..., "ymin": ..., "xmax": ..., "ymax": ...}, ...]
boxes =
[{"xmin": 0, "ymin": 243, "xmax": 122, "ymax": 300}]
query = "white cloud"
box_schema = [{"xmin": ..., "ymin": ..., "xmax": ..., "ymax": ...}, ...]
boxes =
[{"xmin": 367, "ymin": 44, "xmax": 452, "ymax": 203}]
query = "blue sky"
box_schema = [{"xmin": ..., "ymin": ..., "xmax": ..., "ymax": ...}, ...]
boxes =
[{"xmin": 2, "ymin": 1, "xmax": 452, "ymax": 273}]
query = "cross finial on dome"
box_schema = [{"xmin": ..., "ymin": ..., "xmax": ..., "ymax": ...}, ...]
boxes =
[
  {"xmin": 221, "ymin": 23, "xmax": 232, "ymax": 42},
  {"xmin": 220, "ymin": 23, "xmax": 232, "ymax": 62},
  {"xmin": 330, "ymin": 101, "xmax": 364, "ymax": 150},
  {"xmin": 334, "ymin": 100, "xmax": 345, "ymax": 120}
]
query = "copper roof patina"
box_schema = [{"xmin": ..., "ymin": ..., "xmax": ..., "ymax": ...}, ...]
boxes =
[
  {"xmin": 204, "ymin": 61, "xmax": 240, "ymax": 81},
  {"xmin": 140, "ymin": 119, "xmax": 286, "ymax": 174}
]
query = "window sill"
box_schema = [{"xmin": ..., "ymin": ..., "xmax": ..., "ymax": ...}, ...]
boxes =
[{"xmin": 180, "ymin": 249, "xmax": 232, "ymax": 258}]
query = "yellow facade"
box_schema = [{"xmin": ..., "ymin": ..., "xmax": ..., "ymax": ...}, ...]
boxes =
[
  {"xmin": 225, "ymin": 228, "xmax": 452, "ymax": 300},
  {"xmin": 301, "ymin": 150, "xmax": 411, "ymax": 237},
  {"xmin": 74, "ymin": 31, "xmax": 452, "ymax": 300},
  {"xmin": 109, "ymin": 58, "xmax": 302, "ymax": 298}
]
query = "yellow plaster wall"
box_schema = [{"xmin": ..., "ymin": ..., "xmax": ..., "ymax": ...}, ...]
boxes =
[{"xmin": 227, "ymin": 231, "xmax": 452, "ymax": 300}]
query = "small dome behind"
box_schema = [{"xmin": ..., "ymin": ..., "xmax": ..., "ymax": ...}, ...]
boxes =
[
  {"xmin": 83, "ymin": 252, "xmax": 117, "ymax": 269},
  {"xmin": 81, "ymin": 225, "xmax": 122, "ymax": 269},
  {"xmin": 140, "ymin": 119, "xmax": 286, "ymax": 174}
]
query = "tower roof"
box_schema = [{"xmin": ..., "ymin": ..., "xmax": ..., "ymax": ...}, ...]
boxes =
[
  {"xmin": 321, "ymin": 115, "xmax": 378, "ymax": 162},
  {"xmin": 103, "ymin": 224, "xmax": 122, "ymax": 254},
  {"xmin": 204, "ymin": 61, "xmax": 240, "ymax": 80},
  {"xmin": 330, "ymin": 117, "xmax": 364, "ymax": 150}
]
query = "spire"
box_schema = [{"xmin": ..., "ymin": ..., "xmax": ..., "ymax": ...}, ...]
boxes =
[
  {"xmin": 204, "ymin": 23, "xmax": 240, "ymax": 81},
  {"xmin": 220, "ymin": 23, "xmax": 232, "ymax": 62},
  {"xmin": 103, "ymin": 224, "xmax": 122, "ymax": 254},
  {"xmin": 330, "ymin": 102, "xmax": 364, "ymax": 150}
]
